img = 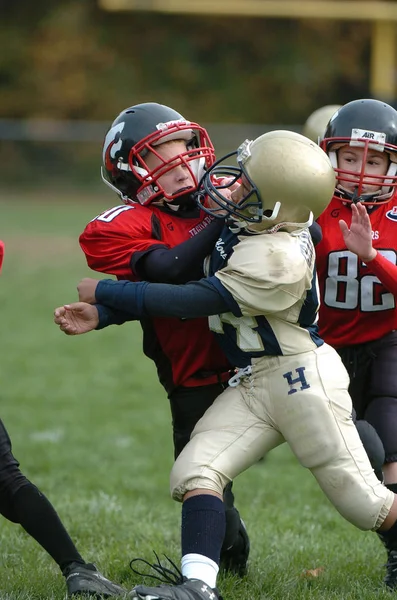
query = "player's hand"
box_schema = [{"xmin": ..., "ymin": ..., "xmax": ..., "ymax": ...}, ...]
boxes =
[
  {"xmin": 54, "ymin": 303, "xmax": 99, "ymax": 335},
  {"xmin": 339, "ymin": 202, "xmax": 377, "ymax": 263},
  {"xmin": 206, "ymin": 176, "xmax": 241, "ymax": 214},
  {"xmin": 77, "ymin": 278, "xmax": 100, "ymax": 304}
]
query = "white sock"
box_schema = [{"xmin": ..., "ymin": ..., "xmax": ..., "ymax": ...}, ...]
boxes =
[{"xmin": 181, "ymin": 553, "xmax": 219, "ymax": 589}]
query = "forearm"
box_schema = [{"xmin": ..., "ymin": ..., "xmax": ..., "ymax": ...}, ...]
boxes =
[
  {"xmin": 364, "ymin": 252, "xmax": 397, "ymax": 296},
  {"xmin": 134, "ymin": 218, "xmax": 225, "ymax": 283},
  {"xmin": 95, "ymin": 304, "xmax": 137, "ymax": 330},
  {"xmin": 96, "ymin": 278, "xmax": 230, "ymax": 319}
]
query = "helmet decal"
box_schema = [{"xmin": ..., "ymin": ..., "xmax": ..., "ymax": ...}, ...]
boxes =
[
  {"xmin": 156, "ymin": 119, "xmax": 191, "ymax": 131},
  {"xmin": 350, "ymin": 128, "xmax": 386, "ymax": 151},
  {"xmin": 102, "ymin": 121, "xmax": 125, "ymax": 169}
]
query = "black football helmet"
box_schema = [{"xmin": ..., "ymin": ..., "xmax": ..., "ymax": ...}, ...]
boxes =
[
  {"xmin": 101, "ymin": 102, "xmax": 215, "ymax": 207},
  {"xmin": 320, "ymin": 99, "xmax": 397, "ymax": 205}
]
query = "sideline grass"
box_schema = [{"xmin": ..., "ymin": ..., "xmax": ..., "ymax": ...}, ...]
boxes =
[{"xmin": 0, "ymin": 194, "xmax": 392, "ymax": 599}]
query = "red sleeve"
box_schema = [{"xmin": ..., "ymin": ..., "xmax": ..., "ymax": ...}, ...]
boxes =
[
  {"xmin": 79, "ymin": 204, "xmax": 167, "ymax": 278},
  {"xmin": 365, "ymin": 251, "xmax": 397, "ymax": 296},
  {"xmin": 0, "ymin": 240, "xmax": 4, "ymax": 273}
]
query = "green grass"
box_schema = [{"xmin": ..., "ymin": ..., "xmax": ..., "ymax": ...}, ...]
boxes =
[{"xmin": 0, "ymin": 193, "xmax": 393, "ymax": 599}]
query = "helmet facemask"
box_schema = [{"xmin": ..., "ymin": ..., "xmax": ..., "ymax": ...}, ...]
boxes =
[
  {"xmin": 104, "ymin": 120, "xmax": 215, "ymax": 207},
  {"xmin": 324, "ymin": 134, "xmax": 397, "ymax": 206},
  {"xmin": 321, "ymin": 99, "xmax": 397, "ymax": 207},
  {"xmin": 197, "ymin": 145, "xmax": 266, "ymax": 226}
]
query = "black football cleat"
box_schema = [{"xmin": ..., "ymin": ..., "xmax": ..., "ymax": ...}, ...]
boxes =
[
  {"xmin": 384, "ymin": 549, "xmax": 397, "ymax": 589},
  {"xmin": 219, "ymin": 519, "xmax": 250, "ymax": 577},
  {"xmin": 65, "ymin": 562, "xmax": 126, "ymax": 597},
  {"xmin": 129, "ymin": 578, "xmax": 221, "ymax": 600}
]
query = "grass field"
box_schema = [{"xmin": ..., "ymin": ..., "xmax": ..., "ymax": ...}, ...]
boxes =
[{"xmin": 0, "ymin": 192, "xmax": 393, "ymax": 599}]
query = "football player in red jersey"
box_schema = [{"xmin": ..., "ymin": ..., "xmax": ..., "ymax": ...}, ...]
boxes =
[
  {"xmin": 79, "ymin": 102, "xmax": 250, "ymax": 575},
  {"xmin": 0, "ymin": 241, "xmax": 125, "ymax": 597},
  {"xmin": 304, "ymin": 103, "xmax": 386, "ymax": 481},
  {"xmin": 55, "ymin": 130, "xmax": 397, "ymax": 598},
  {"xmin": 316, "ymin": 98, "xmax": 397, "ymax": 587}
]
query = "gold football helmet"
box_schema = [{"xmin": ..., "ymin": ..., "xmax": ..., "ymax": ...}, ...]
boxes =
[{"xmin": 198, "ymin": 130, "xmax": 336, "ymax": 233}]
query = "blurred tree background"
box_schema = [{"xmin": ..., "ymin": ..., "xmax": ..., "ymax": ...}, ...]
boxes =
[
  {"xmin": 0, "ymin": 0, "xmax": 372, "ymax": 121},
  {"xmin": 0, "ymin": 0, "xmax": 386, "ymax": 190}
]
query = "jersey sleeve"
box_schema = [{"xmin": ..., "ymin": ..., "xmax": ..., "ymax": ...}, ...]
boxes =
[
  {"xmin": 79, "ymin": 204, "xmax": 167, "ymax": 278},
  {"xmin": 95, "ymin": 277, "xmax": 231, "ymax": 319},
  {"xmin": 365, "ymin": 251, "xmax": 397, "ymax": 296}
]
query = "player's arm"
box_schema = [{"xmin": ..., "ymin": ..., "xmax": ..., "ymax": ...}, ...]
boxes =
[
  {"xmin": 55, "ymin": 276, "xmax": 238, "ymax": 335},
  {"xmin": 54, "ymin": 302, "xmax": 138, "ymax": 336},
  {"xmin": 94, "ymin": 304, "xmax": 137, "ymax": 329},
  {"xmin": 80, "ymin": 208, "xmax": 224, "ymax": 284},
  {"xmin": 309, "ymin": 221, "xmax": 322, "ymax": 246},
  {"xmin": 340, "ymin": 202, "xmax": 397, "ymax": 295},
  {"xmin": 94, "ymin": 277, "xmax": 236, "ymax": 320},
  {"xmin": 361, "ymin": 252, "xmax": 397, "ymax": 296},
  {"xmin": 133, "ymin": 218, "xmax": 225, "ymax": 283}
]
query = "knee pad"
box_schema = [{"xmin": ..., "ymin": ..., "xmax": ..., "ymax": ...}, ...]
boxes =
[
  {"xmin": 222, "ymin": 506, "xmax": 241, "ymax": 551},
  {"xmin": 365, "ymin": 397, "xmax": 397, "ymax": 461},
  {"xmin": 355, "ymin": 419, "xmax": 385, "ymax": 480}
]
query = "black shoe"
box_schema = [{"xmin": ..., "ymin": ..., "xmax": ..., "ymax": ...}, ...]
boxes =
[
  {"xmin": 129, "ymin": 553, "xmax": 221, "ymax": 600},
  {"xmin": 65, "ymin": 562, "xmax": 126, "ymax": 597},
  {"xmin": 220, "ymin": 519, "xmax": 250, "ymax": 577},
  {"xmin": 384, "ymin": 549, "xmax": 397, "ymax": 589},
  {"xmin": 130, "ymin": 578, "xmax": 221, "ymax": 600}
]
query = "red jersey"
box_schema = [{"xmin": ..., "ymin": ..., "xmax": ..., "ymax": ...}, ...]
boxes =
[
  {"xmin": 0, "ymin": 240, "xmax": 4, "ymax": 273},
  {"xmin": 80, "ymin": 203, "xmax": 231, "ymax": 393},
  {"xmin": 316, "ymin": 196, "xmax": 397, "ymax": 348}
]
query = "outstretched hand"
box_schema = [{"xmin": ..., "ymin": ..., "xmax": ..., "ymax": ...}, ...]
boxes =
[
  {"xmin": 54, "ymin": 303, "xmax": 99, "ymax": 335},
  {"xmin": 339, "ymin": 202, "xmax": 377, "ymax": 263}
]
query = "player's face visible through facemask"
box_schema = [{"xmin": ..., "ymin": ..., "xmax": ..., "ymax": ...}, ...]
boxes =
[
  {"xmin": 144, "ymin": 140, "xmax": 196, "ymax": 203},
  {"xmin": 337, "ymin": 145, "xmax": 390, "ymax": 197}
]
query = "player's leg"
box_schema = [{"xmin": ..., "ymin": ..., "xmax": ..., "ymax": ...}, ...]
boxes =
[
  {"xmin": 273, "ymin": 345, "xmax": 397, "ymax": 587},
  {"xmin": 354, "ymin": 412, "xmax": 385, "ymax": 482},
  {"xmin": 271, "ymin": 346, "xmax": 390, "ymax": 527},
  {"xmin": 0, "ymin": 419, "xmax": 125, "ymax": 597},
  {"xmin": 169, "ymin": 383, "xmax": 250, "ymax": 575},
  {"xmin": 130, "ymin": 383, "xmax": 282, "ymax": 600},
  {"xmin": 169, "ymin": 384, "xmax": 227, "ymax": 459},
  {"xmin": 362, "ymin": 332, "xmax": 397, "ymax": 586},
  {"xmin": 338, "ymin": 345, "xmax": 385, "ymax": 480}
]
